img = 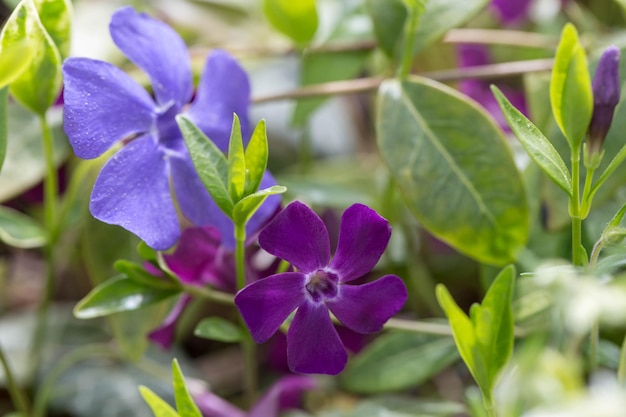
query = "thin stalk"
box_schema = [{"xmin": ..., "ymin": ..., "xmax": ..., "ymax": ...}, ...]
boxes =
[
  {"xmin": 580, "ymin": 166, "xmax": 596, "ymax": 219},
  {"xmin": 618, "ymin": 334, "xmax": 626, "ymax": 383},
  {"xmin": 0, "ymin": 343, "xmax": 31, "ymax": 417},
  {"xmin": 383, "ymin": 318, "xmax": 452, "ymax": 335},
  {"xmin": 397, "ymin": 2, "xmax": 421, "ymax": 79},
  {"xmin": 182, "ymin": 284, "xmax": 235, "ymax": 305},
  {"xmin": 570, "ymin": 147, "xmax": 584, "ymax": 266}
]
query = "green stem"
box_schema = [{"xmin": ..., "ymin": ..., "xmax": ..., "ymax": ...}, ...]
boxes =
[
  {"xmin": 618, "ymin": 333, "xmax": 626, "ymax": 383},
  {"xmin": 589, "ymin": 321, "xmax": 599, "ymax": 372},
  {"xmin": 570, "ymin": 147, "xmax": 584, "ymax": 266},
  {"xmin": 182, "ymin": 284, "xmax": 235, "ymax": 305},
  {"xmin": 580, "ymin": 166, "xmax": 596, "ymax": 219},
  {"xmin": 383, "ymin": 318, "xmax": 452, "ymax": 336},
  {"xmin": 397, "ymin": 2, "xmax": 421, "ymax": 79},
  {"xmin": 0, "ymin": 343, "xmax": 31, "ymax": 417},
  {"xmin": 32, "ymin": 344, "xmax": 116, "ymax": 417}
]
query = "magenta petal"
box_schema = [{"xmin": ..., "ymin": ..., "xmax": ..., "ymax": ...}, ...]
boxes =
[
  {"xmin": 329, "ymin": 204, "xmax": 391, "ymax": 282},
  {"xmin": 259, "ymin": 201, "xmax": 330, "ymax": 274},
  {"xmin": 148, "ymin": 294, "xmax": 192, "ymax": 349},
  {"xmin": 109, "ymin": 7, "xmax": 192, "ymax": 107},
  {"xmin": 193, "ymin": 391, "xmax": 246, "ymax": 417},
  {"xmin": 62, "ymin": 58, "xmax": 156, "ymax": 159},
  {"xmin": 287, "ymin": 302, "xmax": 347, "ymax": 375},
  {"xmin": 326, "ymin": 275, "xmax": 407, "ymax": 334},
  {"xmin": 234, "ymin": 272, "xmax": 306, "ymax": 343},
  {"xmin": 187, "ymin": 49, "xmax": 251, "ymax": 152},
  {"xmin": 249, "ymin": 375, "xmax": 317, "ymax": 417},
  {"xmin": 90, "ymin": 137, "xmax": 179, "ymax": 250}
]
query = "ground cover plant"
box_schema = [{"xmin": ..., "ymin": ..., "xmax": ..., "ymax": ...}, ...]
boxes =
[{"xmin": 1, "ymin": 0, "xmax": 626, "ymax": 416}]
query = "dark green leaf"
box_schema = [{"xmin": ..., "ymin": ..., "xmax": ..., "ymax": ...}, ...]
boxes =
[
  {"xmin": 232, "ymin": 185, "xmax": 287, "ymax": 225},
  {"xmin": 366, "ymin": 0, "xmax": 406, "ymax": 58},
  {"xmin": 74, "ymin": 275, "xmax": 180, "ymax": 319},
  {"xmin": 243, "ymin": 119, "xmax": 268, "ymax": 196},
  {"xmin": 263, "ymin": 0, "xmax": 318, "ymax": 44},
  {"xmin": 177, "ymin": 115, "xmax": 233, "ymax": 216},
  {"xmin": 172, "ymin": 359, "xmax": 202, "ymax": 417},
  {"xmin": 492, "ymin": 85, "xmax": 572, "ymax": 196},
  {"xmin": 341, "ymin": 332, "xmax": 458, "ymax": 393},
  {"xmin": 34, "ymin": 0, "xmax": 72, "ymax": 60},
  {"xmin": 227, "ymin": 114, "xmax": 246, "ymax": 202},
  {"xmin": 0, "ymin": 204, "xmax": 46, "ymax": 248},
  {"xmin": 377, "ymin": 77, "xmax": 528, "ymax": 265},
  {"xmin": 550, "ymin": 23, "xmax": 592, "ymax": 149},
  {"xmin": 137, "ymin": 241, "xmax": 157, "ymax": 262},
  {"xmin": 114, "ymin": 260, "xmax": 181, "ymax": 290},
  {"xmin": 194, "ymin": 317, "xmax": 242, "ymax": 343},
  {"xmin": 139, "ymin": 386, "xmax": 179, "ymax": 417}
]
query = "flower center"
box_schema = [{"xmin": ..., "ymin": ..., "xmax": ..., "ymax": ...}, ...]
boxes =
[
  {"xmin": 305, "ymin": 270, "xmax": 339, "ymax": 302},
  {"xmin": 155, "ymin": 102, "xmax": 184, "ymax": 150}
]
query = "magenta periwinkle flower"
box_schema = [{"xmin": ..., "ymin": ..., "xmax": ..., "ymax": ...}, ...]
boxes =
[
  {"xmin": 588, "ymin": 45, "xmax": 621, "ymax": 155},
  {"xmin": 234, "ymin": 201, "xmax": 408, "ymax": 375},
  {"xmin": 62, "ymin": 7, "xmax": 278, "ymax": 250}
]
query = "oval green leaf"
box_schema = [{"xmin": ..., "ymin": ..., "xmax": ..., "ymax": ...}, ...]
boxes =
[
  {"xmin": 0, "ymin": 2, "xmax": 38, "ymax": 88},
  {"xmin": 232, "ymin": 185, "xmax": 287, "ymax": 225},
  {"xmin": 172, "ymin": 359, "xmax": 202, "ymax": 417},
  {"xmin": 0, "ymin": 204, "xmax": 46, "ymax": 248},
  {"xmin": 194, "ymin": 317, "xmax": 242, "ymax": 343},
  {"xmin": 34, "ymin": 0, "xmax": 72, "ymax": 60},
  {"xmin": 74, "ymin": 274, "xmax": 181, "ymax": 319},
  {"xmin": 377, "ymin": 77, "xmax": 528, "ymax": 265},
  {"xmin": 263, "ymin": 0, "xmax": 318, "ymax": 45},
  {"xmin": 243, "ymin": 119, "xmax": 268, "ymax": 196}
]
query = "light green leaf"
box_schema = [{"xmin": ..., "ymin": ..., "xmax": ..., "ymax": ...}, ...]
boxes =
[
  {"xmin": 492, "ymin": 85, "xmax": 572, "ymax": 196},
  {"xmin": 0, "ymin": 204, "xmax": 46, "ymax": 248},
  {"xmin": 0, "ymin": 2, "xmax": 38, "ymax": 88},
  {"xmin": 177, "ymin": 115, "xmax": 233, "ymax": 216},
  {"xmin": 232, "ymin": 185, "xmax": 287, "ymax": 225},
  {"xmin": 341, "ymin": 331, "xmax": 458, "ymax": 394},
  {"xmin": 0, "ymin": 88, "xmax": 7, "ymax": 172},
  {"xmin": 377, "ymin": 77, "xmax": 528, "ymax": 265},
  {"xmin": 263, "ymin": 0, "xmax": 318, "ymax": 44},
  {"xmin": 243, "ymin": 119, "xmax": 268, "ymax": 196},
  {"xmin": 113, "ymin": 260, "xmax": 181, "ymax": 290},
  {"xmin": 550, "ymin": 23, "xmax": 592, "ymax": 150},
  {"xmin": 9, "ymin": 0, "xmax": 62, "ymax": 115},
  {"xmin": 194, "ymin": 317, "xmax": 242, "ymax": 343},
  {"xmin": 139, "ymin": 386, "xmax": 180, "ymax": 417},
  {"xmin": 34, "ymin": 0, "xmax": 72, "ymax": 59},
  {"xmin": 172, "ymin": 359, "xmax": 202, "ymax": 417},
  {"xmin": 227, "ymin": 114, "xmax": 246, "ymax": 202},
  {"xmin": 74, "ymin": 274, "xmax": 180, "ymax": 319}
]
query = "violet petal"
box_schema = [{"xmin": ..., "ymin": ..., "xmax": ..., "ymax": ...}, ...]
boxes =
[
  {"xmin": 329, "ymin": 204, "xmax": 391, "ymax": 283},
  {"xmin": 287, "ymin": 301, "xmax": 347, "ymax": 375},
  {"xmin": 326, "ymin": 275, "xmax": 407, "ymax": 334},
  {"xmin": 148, "ymin": 294, "xmax": 192, "ymax": 349},
  {"xmin": 249, "ymin": 375, "xmax": 317, "ymax": 417},
  {"xmin": 109, "ymin": 6, "xmax": 192, "ymax": 108},
  {"xmin": 234, "ymin": 272, "xmax": 306, "ymax": 343},
  {"xmin": 89, "ymin": 137, "xmax": 179, "ymax": 250},
  {"xmin": 62, "ymin": 58, "xmax": 155, "ymax": 159},
  {"xmin": 187, "ymin": 49, "xmax": 251, "ymax": 152},
  {"xmin": 193, "ymin": 391, "xmax": 246, "ymax": 417},
  {"xmin": 259, "ymin": 201, "xmax": 330, "ymax": 274}
]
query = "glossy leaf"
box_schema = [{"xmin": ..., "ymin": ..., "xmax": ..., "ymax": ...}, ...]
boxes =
[
  {"xmin": 377, "ymin": 77, "xmax": 528, "ymax": 265},
  {"xmin": 492, "ymin": 85, "xmax": 572, "ymax": 196},
  {"xmin": 177, "ymin": 115, "xmax": 233, "ymax": 216},
  {"xmin": 232, "ymin": 185, "xmax": 287, "ymax": 225},
  {"xmin": 172, "ymin": 359, "xmax": 202, "ymax": 417},
  {"xmin": 341, "ymin": 332, "xmax": 458, "ymax": 393},
  {"xmin": 139, "ymin": 386, "xmax": 179, "ymax": 417},
  {"xmin": 194, "ymin": 317, "xmax": 242, "ymax": 343},
  {"xmin": 227, "ymin": 114, "xmax": 246, "ymax": 202},
  {"xmin": 114, "ymin": 260, "xmax": 181, "ymax": 290},
  {"xmin": 0, "ymin": 205, "xmax": 46, "ymax": 248},
  {"xmin": 0, "ymin": 88, "xmax": 7, "ymax": 173},
  {"xmin": 243, "ymin": 119, "xmax": 268, "ymax": 196},
  {"xmin": 0, "ymin": 2, "xmax": 38, "ymax": 88},
  {"xmin": 34, "ymin": 0, "xmax": 72, "ymax": 59},
  {"xmin": 9, "ymin": 0, "xmax": 62, "ymax": 115},
  {"xmin": 550, "ymin": 23, "xmax": 592, "ymax": 149},
  {"xmin": 263, "ymin": 0, "xmax": 318, "ymax": 44},
  {"xmin": 74, "ymin": 274, "xmax": 180, "ymax": 319}
]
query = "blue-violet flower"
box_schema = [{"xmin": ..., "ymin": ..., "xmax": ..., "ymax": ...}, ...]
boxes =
[
  {"xmin": 234, "ymin": 201, "xmax": 408, "ymax": 375},
  {"xmin": 62, "ymin": 6, "xmax": 278, "ymax": 250}
]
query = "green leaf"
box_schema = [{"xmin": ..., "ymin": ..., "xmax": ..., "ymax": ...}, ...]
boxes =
[
  {"xmin": 34, "ymin": 0, "xmax": 72, "ymax": 60},
  {"xmin": 172, "ymin": 359, "xmax": 202, "ymax": 417},
  {"xmin": 341, "ymin": 331, "xmax": 458, "ymax": 393},
  {"xmin": 139, "ymin": 386, "xmax": 180, "ymax": 417},
  {"xmin": 492, "ymin": 85, "xmax": 572, "ymax": 196},
  {"xmin": 377, "ymin": 77, "xmax": 528, "ymax": 265},
  {"xmin": 243, "ymin": 119, "xmax": 268, "ymax": 196},
  {"xmin": 9, "ymin": 0, "xmax": 62, "ymax": 115},
  {"xmin": 366, "ymin": 0, "xmax": 407, "ymax": 58},
  {"xmin": 263, "ymin": 0, "xmax": 318, "ymax": 45},
  {"xmin": 0, "ymin": 2, "xmax": 38, "ymax": 88},
  {"xmin": 232, "ymin": 185, "xmax": 287, "ymax": 225},
  {"xmin": 0, "ymin": 204, "xmax": 46, "ymax": 248},
  {"xmin": 113, "ymin": 260, "xmax": 181, "ymax": 290},
  {"xmin": 137, "ymin": 241, "xmax": 157, "ymax": 262},
  {"xmin": 227, "ymin": 114, "xmax": 246, "ymax": 202},
  {"xmin": 177, "ymin": 115, "xmax": 233, "ymax": 216},
  {"xmin": 550, "ymin": 23, "xmax": 592, "ymax": 150},
  {"xmin": 194, "ymin": 317, "xmax": 242, "ymax": 343},
  {"xmin": 0, "ymin": 88, "xmax": 7, "ymax": 172},
  {"xmin": 74, "ymin": 274, "xmax": 180, "ymax": 319}
]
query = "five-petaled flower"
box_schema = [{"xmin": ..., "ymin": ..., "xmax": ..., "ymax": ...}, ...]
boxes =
[
  {"xmin": 234, "ymin": 201, "xmax": 407, "ymax": 375},
  {"xmin": 62, "ymin": 6, "xmax": 278, "ymax": 250}
]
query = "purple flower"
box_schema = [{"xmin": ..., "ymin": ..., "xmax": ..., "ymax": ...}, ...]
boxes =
[
  {"xmin": 62, "ymin": 6, "xmax": 278, "ymax": 250},
  {"xmin": 490, "ymin": 0, "xmax": 532, "ymax": 25},
  {"xmin": 588, "ymin": 45, "xmax": 621, "ymax": 155},
  {"xmin": 234, "ymin": 201, "xmax": 407, "ymax": 375},
  {"xmin": 192, "ymin": 375, "xmax": 316, "ymax": 417}
]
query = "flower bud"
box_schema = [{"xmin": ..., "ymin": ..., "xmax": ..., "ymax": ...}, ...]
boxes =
[{"xmin": 588, "ymin": 46, "xmax": 621, "ymax": 156}]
